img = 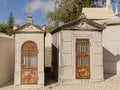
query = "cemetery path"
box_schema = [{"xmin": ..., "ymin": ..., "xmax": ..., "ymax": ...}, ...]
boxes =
[{"xmin": 0, "ymin": 74, "xmax": 120, "ymax": 90}]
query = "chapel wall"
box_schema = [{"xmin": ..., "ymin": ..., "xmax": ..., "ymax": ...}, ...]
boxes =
[
  {"xmin": 14, "ymin": 33, "xmax": 44, "ymax": 86},
  {"xmin": 59, "ymin": 30, "xmax": 104, "ymax": 84},
  {"xmin": 45, "ymin": 33, "xmax": 52, "ymax": 67},
  {"xmin": 103, "ymin": 25, "xmax": 120, "ymax": 74}
]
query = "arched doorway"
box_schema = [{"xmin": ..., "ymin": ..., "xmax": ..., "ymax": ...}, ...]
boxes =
[{"xmin": 21, "ymin": 41, "xmax": 38, "ymax": 84}]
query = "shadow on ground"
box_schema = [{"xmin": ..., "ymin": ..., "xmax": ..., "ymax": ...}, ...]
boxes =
[
  {"xmin": 0, "ymin": 67, "xmax": 57, "ymax": 88},
  {"xmin": 0, "ymin": 66, "xmax": 118, "ymax": 88},
  {"xmin": 0, "ymin": 79, "xmax": 14, "ymax": 88}
]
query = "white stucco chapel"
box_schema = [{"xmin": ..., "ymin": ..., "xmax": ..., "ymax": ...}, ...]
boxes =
[
  {"xmin": 51, "ymin": 17, "xmax": 106, "ymax": 84},
  {"xmin": 50, "ymin": 0, "xmax": 120, "ymax": 85},
  {"xmin": 14, "ymin": 15, "xmax": 45, "ymax": 87}
]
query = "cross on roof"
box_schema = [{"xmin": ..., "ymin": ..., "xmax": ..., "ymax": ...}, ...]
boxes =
[{"xmin": 27, "ymin": 6, "xmax": 32, "ymax": 15}]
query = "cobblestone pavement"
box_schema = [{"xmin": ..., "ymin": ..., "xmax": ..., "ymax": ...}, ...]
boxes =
[{"xmin": 0, "ymin": 74, "xmax": 120, "ymax": 90}]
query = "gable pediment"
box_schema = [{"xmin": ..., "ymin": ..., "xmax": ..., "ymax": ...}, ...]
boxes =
[
  {"xmin": 15, "ymin": 23, "xmax": 44, "ymax": 33},
  {"xmin": 51, "ymin": 18, "xmax": 106, "ymax": 34},
  {"xmin": 64, "ymin": 19, "xmax": 105, "ymax": 30}
]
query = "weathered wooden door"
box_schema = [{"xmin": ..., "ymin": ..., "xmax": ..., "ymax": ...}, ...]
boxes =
[
  {"xmin": 21, "ymin": 41, "xmax": 38, "ymax": 84},
  {"xmin": 76, "ymin": 39, "xmax": 90, "ymax": 79}
]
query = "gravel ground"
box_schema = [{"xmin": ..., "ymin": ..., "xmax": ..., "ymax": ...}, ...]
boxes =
[{"xmin": 0, "ymin": 74, "xmax": 120, "ymax": 90}]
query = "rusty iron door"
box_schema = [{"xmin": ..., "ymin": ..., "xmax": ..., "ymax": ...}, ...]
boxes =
[
  {"xmin": 21, "ymin": 41, "xmax": 38, "ymax": 84},
  {"xmin": 21, "ymin": 68, "xmax": 38, "ymax": 84},
  {"xmin": 76, "ymin": 39, "xmax": 90, "ymax": 79}
]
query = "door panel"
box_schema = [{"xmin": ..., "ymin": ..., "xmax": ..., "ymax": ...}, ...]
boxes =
[
  {"xmin": 76, "ymin": 39, "xmax": 90, "ymax": 79},
  {"xmin": 21, "ymin": 69, "xmax": 38, "ymax": 84},
  {"xmin": 21, "ymin": 41, "xmax": 38, "ymax": 84}
]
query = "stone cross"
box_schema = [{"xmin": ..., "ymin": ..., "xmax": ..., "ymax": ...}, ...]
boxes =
[
  {"xmin": 27, "ymin": 6, "xmax": 32, "ymax": 15},
  {"xmin": 27, "ymin": 6, "xmax": 33, "ymax": 24}
]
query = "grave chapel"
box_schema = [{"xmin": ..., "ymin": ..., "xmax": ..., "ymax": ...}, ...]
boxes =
[
  {"xmin": 50, "ymin": 0, "xmax": 120, "ymax": 85},
  {"xmin": 14, "ymin": 14, "xmax": 45, "ymax": 87},
  {"xmin": 51, "ymin": 16, "xmax": 105, "ymax": 84}
]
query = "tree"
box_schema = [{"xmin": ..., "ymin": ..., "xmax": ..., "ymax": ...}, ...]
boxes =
[
  {"xmin": 46, "ymin": 0, "xmax": 115, "ymax": 28},
  {"xmin": 7, "ymin": 12, "xmax": 15, "ymax": 28},
  {"xmin": 0, "ymin": 24, "xmax": 8, "ymax": 33},
  {"xmin": 6, "ymin": 12, "xmax": 15, "ymax": 36},
  {"xmin": 46, "ymin": 0, "xmax": 98, "ymax": 27},
  {"xmin": 0, "ymin": 13, "xmax": 17, "ymax": 36},
  {"xmin": 0, "ymin": 24, "xmax": 13, "ymax": 36}
]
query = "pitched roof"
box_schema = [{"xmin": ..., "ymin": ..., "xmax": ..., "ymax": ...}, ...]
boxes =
[
  {"xmin": 82, "ymin": 8, "xmax": 118, "ymax": 19},
  {"xmin": 93, "ymin": 19, "xmax": 120, "ymax": 26},
  {"xmin": 15, "ymin": 23, "xmax": 45, "ymax": 33},
  {"xmin": 50, "ymin": 18, "xmax": 106, "ymax": 34}
]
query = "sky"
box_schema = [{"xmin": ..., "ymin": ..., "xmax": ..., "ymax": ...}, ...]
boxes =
[
  {"xmin": 0, "ymin": 0, "xmax": 120, "ymax": 26},
  {"xmin": 0, "ymin": 0, "xmax": 55, "ymax": 26}
]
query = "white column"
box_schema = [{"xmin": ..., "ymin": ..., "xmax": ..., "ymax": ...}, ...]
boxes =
[
  {"xmin": 106, "ymin": 0, "xmax": 111, "ymax": 9},
  {"xmin": 115, "ymin": 3, "xmax": 119, "ymax": 16},
  {"xmin": 27, "ymin": 15, "xmax": 33, "ymax": 24}
]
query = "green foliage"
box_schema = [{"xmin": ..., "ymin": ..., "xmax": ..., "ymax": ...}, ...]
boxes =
[
  {"xmin": 0, "ymin": 24, "xmax": 14, "ymax": 36},
  {"xmin": 6, "ymin": 28, "xmax": 14, "ymax": 36},
  {"xmin": 0, "ymin": 24, "xmax": 8, "ymax": 33},
  {"xmin": 7, "ymin": 12, "xmax": 15, "ymax": 28},
  {"xmin": 46, "ymin": 0, "xmax": 94, "ymax": 27},
  {"xmin": 0, "ymin": 13, "xmax": 20, "ymax": 36},
  {"xmin": 5, "ymin": 12, "xmax": 15, "ymax": 36},
  {"xmin": 46, "ymin": 25, "xmax": 55, "ymax": 32}
]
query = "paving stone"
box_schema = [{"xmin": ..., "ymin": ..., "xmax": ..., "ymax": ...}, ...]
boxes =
[{"xmin": 1, "ymin": 74, "xmax": 120, "ymax": 90}]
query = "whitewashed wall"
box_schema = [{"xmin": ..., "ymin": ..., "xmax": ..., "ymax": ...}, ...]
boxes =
[
  {"xmin": 57, "ymin": 30, "xmax": 104, "ymax": 84},
  {"xmin": 0, "ymin": 34, "xmax": 15, "ymax": 86},
  {"xmin": 103, "ymin": 25, "xmax": 120, "ymax": 75},
  {"xmin": 45, "ymin": 33, "xmax": 52, "ymax": 67}
]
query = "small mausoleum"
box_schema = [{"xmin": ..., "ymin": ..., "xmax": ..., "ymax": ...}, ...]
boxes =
[
  {"xmin": 14, "ymin": 14, "xmax": 45, "ymax": 87},
  {"xmin": 50, "ymin": 16, "xmax": 106, "ymax": 84}
]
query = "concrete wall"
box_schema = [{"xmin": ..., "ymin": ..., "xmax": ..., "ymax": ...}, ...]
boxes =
[
  {"xmin": 58, "ymin": 30, "xmax": 104, "ymax": 84},
  {"xmin": 14, "ymin": 33, "xmax": 44, "ymax": 87},
  {"xmin": 45, "ymin": 33, "xmax": 52, "ymax": 67},
  {"xmin": 51, "ymin": 32, "xmax": 59, "ymax": 79},
  {"xmin": 0, "ymin": 35, "xmax": 15, "ymax": 86},
  {"xmin": 103, "ymin": 25, "xmax": 120, "ymax": 75}
]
